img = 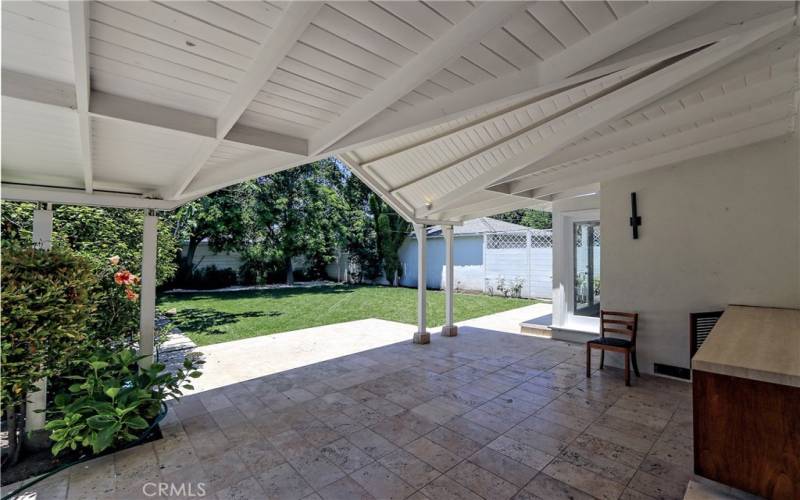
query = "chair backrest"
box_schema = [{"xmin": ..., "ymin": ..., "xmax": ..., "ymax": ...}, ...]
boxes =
[{"xmin": 601, "ymin": 310, "xmax": 639, "ymax": 344}]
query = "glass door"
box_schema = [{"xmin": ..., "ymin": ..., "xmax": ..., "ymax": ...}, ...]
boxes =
[{"xmin": 573, "ymin": 221, "xmax": 600, "ymax": 317}]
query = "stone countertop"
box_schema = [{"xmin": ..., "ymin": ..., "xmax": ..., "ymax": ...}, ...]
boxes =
[{"xmin": 692, "ymin": 305, "xmax": 800, "ymax": 388}]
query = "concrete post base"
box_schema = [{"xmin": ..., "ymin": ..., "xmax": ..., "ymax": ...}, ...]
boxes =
[
  {"xmin": 413, "ymin": 331, "xmax": 430, "ymax": 344},
  {"xmin": 441, "ymin": 325, "xmax": 458, "ymax": 337}
]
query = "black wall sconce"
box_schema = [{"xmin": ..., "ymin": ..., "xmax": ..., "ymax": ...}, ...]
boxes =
[{"xmin": 630, "ymin": 192, "xmax": 642, "ymax": 239}]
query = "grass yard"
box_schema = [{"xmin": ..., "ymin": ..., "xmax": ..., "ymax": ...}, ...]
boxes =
[{"xmin": 158, "ymin": 284, "xmax": 533, "ymax": 346}]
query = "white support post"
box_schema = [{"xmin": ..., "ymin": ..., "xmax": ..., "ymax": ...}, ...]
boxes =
[
  {"xmin": 442, "ymin": 225, "xmax": 458, "ymax": 337},
  {"xmin": 27, "ymin": 204, "xmax": 53, "ymax": 432},
  {"xmin": 139, "ymin": 210, "xmax": 158, "ymax": 368},
  {"xmin": 413, "ymin": 223, "xmax": 430, "ymax": 344}
]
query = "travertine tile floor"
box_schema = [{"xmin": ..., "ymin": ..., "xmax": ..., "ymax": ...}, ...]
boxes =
[{"xmin": 5, "ymin": 324, "xmax": 694, "ymax": 500}]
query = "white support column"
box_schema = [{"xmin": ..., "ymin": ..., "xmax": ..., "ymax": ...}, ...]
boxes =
[
  {"xmin": 139, "ymin": 210, "xmax": 158, "ymax": 367},
  {"xmin": 442, "ymin": 225, "xmax": 458, "ymax": 337},
  {"xmin": 27, "ymin": 204, "xmax": 53, "ymax": 432},
  {"xmin": 413, "ymin": 223, "xmax": 430, "ymax": 344}
]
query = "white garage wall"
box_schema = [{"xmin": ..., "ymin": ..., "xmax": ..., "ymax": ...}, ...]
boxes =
[
  {"xmin": 601, "ymin": 134, "xmax": 800, "ymax": 375},
  {"xmin": 398, "ymin": 235, "xmax": 485, "ymax": 290},
  {"xmin": 184, "ymin": 242, "xmax": 242, "ymax": 271}
]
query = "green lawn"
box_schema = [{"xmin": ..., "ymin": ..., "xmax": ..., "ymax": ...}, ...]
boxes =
[{"xmin": 157, "ymin": 284, "xmax": 533, "ymax": 346}]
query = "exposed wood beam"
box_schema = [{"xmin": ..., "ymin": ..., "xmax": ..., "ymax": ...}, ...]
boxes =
[
  {"xmin": 416, "ymin": 16, "xmax": 794, "ymax": 218},
  {"xmin": 180, "ymin": 152, "xmax": 314, "ymax": 200},
  {"xmin": 526, "ymin": 109, "xmax": 794, "ymax": 199},
  {"xmin": 307, "ymin": 2, "xmax": 527, "ymax": 156},
  {"xmin": 327, "ymin": 2, "xmax": 760, "ymax": 156},
  {"xmin": 1, "ymin": 71, "xmax": 308, "ymax": 155},
  {"xmin": 541, "ymin": 2, "xmax": 714, "ymax": 81},
  {"xmin": 499, "ymin": 73, "xmax": 797, "ymax": 192},
  {"xmin": 1, "ymin": 184, "xmax": 179, "ymax": 210},
  {"xmin": 1, "ymin": 71, "xmax": 76, "ymax": 109},
  {"xmin": 227, "ymin": 124, "xmax": 307, "ymax": 157},
  {"xmin": 165, "ymin": 2, "xmax": 322, "ymax": 200},
  {"xmin": 90, "ymin": 91, "xmax": 216, "ymax": 138},
  {"xmin": 68, "ymin": 0, "xmax": 92, "ymax": 193},
  {"xmin": 400, "ymin": 62, "xmax": 658, "ymax": 202},
  {"xmin": 539, "ymin": 184, "xmax": 601, "ymax": 203}
]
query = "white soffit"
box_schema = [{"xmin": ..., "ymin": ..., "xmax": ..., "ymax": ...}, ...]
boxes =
[{"xmin": 0, "ymin": 1, "xmax": 797, "ymax": 219}]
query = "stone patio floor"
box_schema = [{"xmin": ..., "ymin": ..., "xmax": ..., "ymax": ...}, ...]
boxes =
[{"xmin": 4, "ymin": 306, "xmax": 695, "ymax": 500}]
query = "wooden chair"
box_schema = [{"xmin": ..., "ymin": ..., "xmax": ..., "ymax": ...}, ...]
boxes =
[{"xmin": 586, "ymin": 310, "xmax": 639, "ymax": 386}]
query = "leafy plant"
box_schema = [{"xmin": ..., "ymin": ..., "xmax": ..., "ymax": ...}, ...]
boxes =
[
  {"xmin": 46, "ymin": 349, "xmax": 203, "ymax": 456},
  {"xmin": 1, "ymin": 242, "xmax": 97, "ymax": 465}
]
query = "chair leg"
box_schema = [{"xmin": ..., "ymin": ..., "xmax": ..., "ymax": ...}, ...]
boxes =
[
  {"xmin": 600, "ymin": 350, "xmax": 605, "ymax": 370},
  {"xmin": 631, "ymin": 350, "xmax": 640, "ymax": 377},
  {"xmin": 624, "ymin": 351, "xmax": 631, "ymax": 386},
  {"xmin": 586, "ymin": 344, "xmax": 591, "ymax": 378}
]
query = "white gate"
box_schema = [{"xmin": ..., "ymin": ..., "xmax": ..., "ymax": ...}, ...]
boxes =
[{"xmin": 483, "ymin": 229, "xmax": 552, "ymax": 299}]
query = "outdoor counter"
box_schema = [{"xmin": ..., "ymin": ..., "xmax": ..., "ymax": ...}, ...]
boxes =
[
  {"xmin": 692, "ymin": 305, "xmax": 800, "ymax": 387},
  {"xmin": 691, "ymin": 305, "xmax": 800, "ymax": 500}
]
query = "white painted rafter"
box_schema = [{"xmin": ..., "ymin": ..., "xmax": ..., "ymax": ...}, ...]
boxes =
[
  {"xmin": 498, "ymin": 73, "xmax": 797, "ymax": 193},
  {"xmin": 307, "ymin": 2, "xmax": 528, "ymax": 156},
  {"xmin": 328, "ymin": 1, "xmax": 732, "ymax": 155},
  {"xmin": 525, "ymin": 108, "xmax": 794, "ymax": 199},
  {"xmin": 416, "ymin": 16, "xmax": 795, "ymax": 218},
  {"xmin": 68, "ymin": 0, "xmax": 92, "ymax": 193},
  {"xmin": 164, "ymin": 2, "xmax": 322, "ymax": 200},
  {"xmin": 1, "ymin": 184, "xmax": 180, "ymax": 210}
]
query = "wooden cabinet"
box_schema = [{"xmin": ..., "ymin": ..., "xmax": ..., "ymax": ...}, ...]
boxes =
[{"xmin": 692, "ymin": 306, "xmax": 800, "ymax": 500}]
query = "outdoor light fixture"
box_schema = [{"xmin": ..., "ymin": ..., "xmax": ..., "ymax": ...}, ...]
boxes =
[{"xmin": 630, "ymin": 192, "xmax": 642, "ymax": 239}]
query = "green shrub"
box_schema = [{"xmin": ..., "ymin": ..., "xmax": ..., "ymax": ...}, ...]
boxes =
[
  {"xmin": 46, "ymin": 348, "xmax": 203, "ymax": 455},
  {"xmin": 1, "ymin": 243, "xmax": 97, "ymax": 411}
]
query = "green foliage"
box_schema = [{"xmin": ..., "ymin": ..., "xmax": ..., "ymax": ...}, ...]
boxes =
[
  {"xmin": 172, "ymin": 186, "xmax": 248, "ymax": 284},
  {"xmin": 494, "ymin": 208, "xmax": 552, "ymax": 229},
  {"xmin": 243, "ymin": 159, "xmax": 347, "ymax": 284},
  {"xmin": 1, "ymin": 243, "xmax": 97, "ymax": 410},
  {"xmin": 372, "ymin": 193, "xmax": 411, "ymax": 286},
  {"xmin": 46, "ymin": 349, "xmax": 203, "ymax": 456},
  {"xmin": 1, "ymin": 202, "xmax": 180, "ymax": 286}
]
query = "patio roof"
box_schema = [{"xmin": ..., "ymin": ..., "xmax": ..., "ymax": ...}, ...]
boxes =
[{"xmin": 1, "ymin": 1, "xmax": 798, "ymax": 220}]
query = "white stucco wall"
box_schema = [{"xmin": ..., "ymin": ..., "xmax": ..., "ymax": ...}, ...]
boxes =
[{"xmin": 601, "ymin": 134, "xmax": 800, "ymax": 375}]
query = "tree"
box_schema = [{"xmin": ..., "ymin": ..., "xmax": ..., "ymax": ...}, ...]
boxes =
[
  {"xmin": 494, "ymin": 208, "xmax": 552, "ymax": 229},
  {"xmin": 369, "ymin": 194, "xmax": 411, "ymax": 286},
  {"xmin": 244, "ymin": 159, "xmax": 346, "ymax": 284},
  {"xmin": 174, "ymin": 186, "xmax": 248, "ymax": 271}
]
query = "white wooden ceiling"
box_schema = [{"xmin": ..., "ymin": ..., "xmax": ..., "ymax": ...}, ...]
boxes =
[{"xmin": 1, "ymin": 1, "xmax": 798, "ymax": 219}]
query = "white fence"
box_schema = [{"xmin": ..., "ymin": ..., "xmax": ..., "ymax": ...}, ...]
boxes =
[{"xmin": 483, "ymin": 230, "xmax": 552, "ymax": 300}]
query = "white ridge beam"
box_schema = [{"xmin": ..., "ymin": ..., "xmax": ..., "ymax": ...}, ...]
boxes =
[
  {"xmin": 165, "ymin": 2, "xmax": 321, "ymax": 200},
  {"xmin": 308, "ymin": 2, "xmax": 527, "ymax": 156},
  {"xmin": 68, "ymin": 0, "xmax": 92, "ymax": 193},
  {"xmin": 417, "ymin": 16, "xmax": 794, "ymax": 218}
]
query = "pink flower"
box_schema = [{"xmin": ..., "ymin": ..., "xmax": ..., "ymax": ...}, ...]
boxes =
[
  {"xmin": 125, "ymin": 288, "xmax": 139, "ymax": 302},
  {"xmin": 109, "ymin": 255, "xmax": 120, "ymax": 266}
]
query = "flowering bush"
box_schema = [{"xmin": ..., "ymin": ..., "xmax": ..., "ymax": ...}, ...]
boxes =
[{"xmin": 85, "ymin": 257, "xmax": 142, "ymax": 350}]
